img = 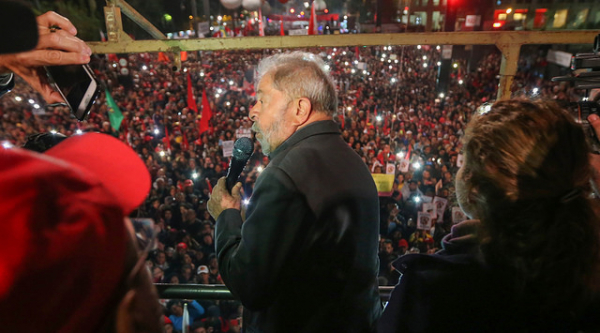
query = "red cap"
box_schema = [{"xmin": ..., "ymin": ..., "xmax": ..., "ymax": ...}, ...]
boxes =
[
  {"xmin": 184, "ymin": 179, "xmax": 194, "ymax": 187},
  {"xmin": 0, "ymin": 133, "xmax": 151, "ymax": 332},
  {"xmin": 177, "ymin": 242, "xmax": 188, "ymax": 250},
  {"xmin": 398, "ymin": 239, "xmax": 409, "ymax": 248}
]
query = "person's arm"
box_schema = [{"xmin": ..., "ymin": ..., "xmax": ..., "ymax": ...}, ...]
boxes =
[
  {"xmin": 209, "ymin": 168, "xmax": 306, "ymax": 310},
  {"xmin": 187, "ymin": 300, "xmax": 205, "ymax": 319},
  {"xmin": 0, "ymin": 11, "xmax": 91, "ymax": 103}
]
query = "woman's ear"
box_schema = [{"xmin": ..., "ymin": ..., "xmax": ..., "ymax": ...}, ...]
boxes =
[{"xmin": 116, "ymin": 290, "xmax": 137, "ymax": 333}]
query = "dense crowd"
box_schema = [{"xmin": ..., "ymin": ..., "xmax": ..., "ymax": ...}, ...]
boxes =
[{"xmin": 0, "ymin": 44, "xmax": 577, "ymax": 331}]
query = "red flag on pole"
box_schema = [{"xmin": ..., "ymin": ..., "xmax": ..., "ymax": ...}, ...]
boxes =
[
  {"xmin": 163, "ymin": 125, "xmax": 171, "ymax": 150},
  {"xmin": 186, "ymin": 73, "xmax": 198, "ymax": 113},
  {"xmin": 308, "ymin": 1, "xmax": 317, "ymax": 35},
  {"xmin": 280, "ymin": 20, "xmax": 285, "ymax": 36},
  {"xmin": 182, "ymin": 132, "xmax": 189, "ymax": 150},
  {"xmin": 258, "ymin": 7, "xmax": 265, "ymax": 37},
  {"xmin": 355, "ymin": 46, "xmax": 360, "ymax": 61},
  {"xmin": 205, "ymin": 178, "xmax": 213, "ymax": 193},
  {"xmin": 199, "ymin": 90, "xmax": 213, "ymax": 134},
  {"xmin": 339, "ymin": 113, "xmax": 345, "ymax": 129}
]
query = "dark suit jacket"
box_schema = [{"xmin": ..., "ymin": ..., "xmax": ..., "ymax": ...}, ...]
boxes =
[{"xmin": 216, "ymin": 120, "xmax": 382, "ymax": 332}]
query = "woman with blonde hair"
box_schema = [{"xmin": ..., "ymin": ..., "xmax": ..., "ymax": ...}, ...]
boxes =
[{"xmin": 379, "ymin": 99, "xmax": 600, "ymax": 332}]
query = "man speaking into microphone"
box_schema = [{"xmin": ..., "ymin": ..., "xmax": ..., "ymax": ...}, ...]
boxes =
[{"xmin": 208, "ymin": 52, "xmax": 381, "ymax": 332}]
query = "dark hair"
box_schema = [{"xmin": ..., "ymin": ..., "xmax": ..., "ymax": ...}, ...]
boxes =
[
  {"xmin": 22, "ymin": 132, "xmax": 67, "ymax": 152},
  {"xmin": 462, "ymin": 99, "xmax": 600, "ymax": 312}
]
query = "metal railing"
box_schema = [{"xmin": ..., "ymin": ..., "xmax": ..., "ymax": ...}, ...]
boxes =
[
  {"xmin": 91, "ymin": 1, "xmax": 599, "ymax": 101},
  {"xmin": 156, "ymin": 283, "xmax": 395, "ymax": 302}
]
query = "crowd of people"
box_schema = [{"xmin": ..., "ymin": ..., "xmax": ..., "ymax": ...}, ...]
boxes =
[{"xmin": 0, "ymin": 42, "xmax": 579, "ymax": 330}]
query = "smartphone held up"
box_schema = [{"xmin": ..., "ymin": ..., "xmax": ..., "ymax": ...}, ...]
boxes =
[{"xmin": 45, "ymin": 64, "xmax": 101, "ymax": 121}]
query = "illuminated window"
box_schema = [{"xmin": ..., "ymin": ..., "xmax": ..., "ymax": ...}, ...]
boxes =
[
  {"xmin": 513, "ymin": 13, "xmax": 526, "ymax": 21},
  {"xmin": 498, "ymin": 13, "xmax": 507, "ymax": 20},
  {"xmin": 570, "ymin": 8, "xmax": 589, "ymax": 28},
  {"xmin": 553, "ymin": 9, "xmax": 568, "ymax": 28}
]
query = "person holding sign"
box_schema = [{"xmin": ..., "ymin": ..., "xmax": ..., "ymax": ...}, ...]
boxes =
[
  {"xmin": 207, "ymin": 52, "xmax": 381, "ymax": 332},
  {"xmin": 379, "ymin": 99, "xmax": 600, "ymax": 332}
]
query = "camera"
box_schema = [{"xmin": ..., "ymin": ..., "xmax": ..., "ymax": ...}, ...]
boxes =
[{"xmin": 552, "ymin": 34, "xmax": 600, "ymax": 152}]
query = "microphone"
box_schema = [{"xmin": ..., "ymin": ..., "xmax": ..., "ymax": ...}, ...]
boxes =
[{"xmin": 226, "ymin": 137, "xmax": 254, "ymax": 193}]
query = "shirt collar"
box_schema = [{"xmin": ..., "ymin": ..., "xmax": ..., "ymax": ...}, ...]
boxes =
[{"xmin": 269, "ymin": 120, "xmax": 340, "ymax": 160}]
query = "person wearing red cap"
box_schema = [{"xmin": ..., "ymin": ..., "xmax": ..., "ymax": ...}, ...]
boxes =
[{"xmin": 0, "ymin": 132, "xmax": 162, "ymax": 333}]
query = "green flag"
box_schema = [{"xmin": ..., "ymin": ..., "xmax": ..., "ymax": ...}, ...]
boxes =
[{"xmin": 105, "ymin": 88, "xmax": 123, "ymax": 131}]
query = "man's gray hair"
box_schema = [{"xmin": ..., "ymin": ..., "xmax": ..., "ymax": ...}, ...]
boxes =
[{"xmin": 256, "ymin": 51, "xmax": 337, "ymax": 116}]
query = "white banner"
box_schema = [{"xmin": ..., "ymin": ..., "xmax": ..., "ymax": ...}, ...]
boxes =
[
  {"xmin": 433, "ymin": 196, "xmax": 448, "ymax": 222},
  {"xmin": 452, "ymin": 207, "xmax": 467, "ymax": 224},
  {"xmin": 417, "ymin": 212, "xmax": 432, "ymax": 230},
  {"xmin": 222, "ymin": 140, "xmax": 234, "ymax": 157}
]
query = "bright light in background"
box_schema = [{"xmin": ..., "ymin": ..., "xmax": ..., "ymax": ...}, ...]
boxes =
[
  {"xmin": 397, "ymin": 151, "xmax": 405, "ymax": 158},
  {"xmin": 423, "ymin": 63, "xmax": 428, "ymax": 68},
  {"xmin": 485, "ymin": 105, "xmax": 492, "ymax": 112},
  {"xmin": 389, "ymin": 65, "xmax": 392, "ymax": 69},
  {"xmin": 343, "ymin": 15, "xmax": 348, "ymax": 20},
  {"xmin": 436, "ymin": 45, "xmax": 441, "ymax": 50},
  {"xmin": 345, "ymin": 61, "xmax": 349, "ymax": 66},
  {"xmin": 304, "ymin": 1, "xmax": 309, "ymax": 7},
  {"xmin": 532, "ymin": 87, "xmax": 539, "ymax": 94},
  {"xmin": 333, "ymin": 48, "xmax": 337, "ymax": 52},
  {"xmin": 217, "ymin": 15, "xmax": 222, "ymax": 21},
  {"xmin": 215, "ymin": 93, "xmax": 220, "ymax": 98},
  {"xmin": 257, "ymin": 166, "xmax": 264, "ymax": 173},
  {"xmin": 376, "ymin": 116, "xmax": 382, "ymax": 122},
  {"xmin": 243, "ymin": 198, "xmax": 250, "ymax": 206},
  {"xmin": 439, "ymin": 93, "xmax": 445, "ymax": 98},
  {"xmin": 2, "ymin": 141, "xmax": 13, "ymax": 149},
  {"xmin": 437, "ymin": 61, "xmax": 441, "ymax": 66},
  {"xmin": 413, "ymin": 162, "xmax": 421, "ymax": 170},
  {"xmin": 363, "ymin": 70, "xmax": 367, "ymax": 74},
  {"xmin": 342, "ymin": 51, "xmax": 347, "ymax": 55},
  {"xmin": 382, "ymin": 54, "xmax": 386, "ymax": 58},
  {"xmin": 226, "ymin": 102, "xmax": 231, "ymax": 106},
  {"xmin": 458, "ymin": 79, "xmax": 464, "ymax": 85},
  {"xmin": 325, "ymin": 64, "xmax": 330, "ymax": 70},
  {"xmin": 388, "ymin": 59, "xmax": 391, "ymax": 63},
  {"xmin": 28, "ymin": 99, "xmax": 34, "ymax": 104},
  {"xmin": 154, "ymin": 129, "xmax": 159, "ymax": 135},
  {"xmin": 417, "ymin": 45, "xmax": 421, "ymax": 49},
  {"xmin": 506, "ymin": 8, "xmax": 512, "ymax": 14},
  {"xmin": 200, "ymin": 72, "xmax": 205, "ymax": 77},
  {"xmin": 414, "ymin": 196, "xmax": 421, "ymax": 203},
  {"xmin": 351, "ymin": 69, "xmax": 356, "ymax": 73},
  {"xmin": 422, "ymin": 55, "xmax": 427, "ymax": 60},
  {"xmin": 394, "ymin": 59, "xmax": 399, "ymax": 64},
  {"xmin": 229, "ymin": 80, "xmax": 234, "ymax": 85},
  {"xmin": 453, "ymin": 63, "xmax": 458, "ymax": 68},
  {"xmin": 112, "ymin": 63, "xmax": 117, "ymax": 68},
  {"xmin": 391, "ymin": 78, "xmax": 397, "ymax": 83},
  {"xmin": 347, "ymin": 106, "xmax": 352, "ymax": 111},
  {"xmin": 15, "ymin": 96, "xmax": 22, "ymax": 102},
  {"xmin": 354, "ymin": 60, "xmax": 358, "ymax": 64},
  {"xmin": 380, "ymin": 58, "xmax": 385, "ymax": 62},
  {"xmin": 142, "ymin": 65, "xmax": 148, "ymax": 70},
  {"xmin": 76, "ymin": 129, "xmax": 83, "ymax": 134},
  {"xmin": 217, "ymin": 88, "xmax": 223, "ymax": 94},
  {"xmin": 159, "ymin": 151, "xmax": 166, "ymax": 157},
  {"xmin": 192, "ymin": 172, "xmax": 199, "ymax": 179},
  {"xmin": 50, "ymin": 129, "xmax": 57, "ymax": 134}
]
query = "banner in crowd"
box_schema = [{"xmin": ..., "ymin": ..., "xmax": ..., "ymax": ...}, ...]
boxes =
[
  {"xmin": 422, "ymin": 202, "xmax": 436, "ymax": 220},
  {"xmin": 399, "ymin": 158, "xmax": 409, "ymax": 173},
  {"xmin": 222, "ymin": 140, "xmax": 234, "ymax": 157},
  {"xmin": 105, "ymin": 89, "xmax": 123, "ymax": 131},
  {"xmin": 433, "ymin": 196, "xmax": 448, "ymax": 222},
  {"xmin": 457, "ymin": 153, "xmax": 464, "ymax": 167},
  {"xmin": 417, "ymin": 212, "xmax": 432, "ymax": 230},
  {"xmin": 452, "ymin": 207, "xmax": 467, "ymax": 224},
  {"xmin": 386, "ymin": 163, "xmax": 395, "ymax": 175},
  {"xmin": 372, "ymin": 173, "xmax": 394, "ymax": 196}
]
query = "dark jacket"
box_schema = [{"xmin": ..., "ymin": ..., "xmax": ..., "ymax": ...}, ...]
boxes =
[
  {"xmin": 379, "ymin": 220, "xmax": 600, "ymax": 333},
  {"xmin": 216, "ymin": 120, "xmax": 382, "ymax": 333}
]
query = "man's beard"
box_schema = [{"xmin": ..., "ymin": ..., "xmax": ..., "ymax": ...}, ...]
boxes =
[{"xmin": 252, "ymin": 118, "xmax": 284, "ymax": 156}]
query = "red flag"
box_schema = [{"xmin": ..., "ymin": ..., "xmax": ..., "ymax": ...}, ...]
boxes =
[
  {"xmin": 180, "ymin": 51, "xmax": 188, "ymax": 62},
  {"xmin": 339, "ymin": 113, "xmax": 345, "ymax": 129},
  {"xmin": 158, "ymin": 52, "xmax": 169, "ymax": 62},
  {"xmin": 199, "ymin": 90, "xmax": 213, "ymax": 134},
  {"xmin": 355, "ymin": 46, "xmax": 360, "ymax": 61},
  {"xmin": 258, "ymin": 7, "xmax": 265, "ymax": 37},
  {"xmin": 308, "ymin": 1, "xmax": 317, "ymax": 35},
  {"xmin": 163, "ymin": 125, "xmax": 171, "ymax": 150},
  {"xmin": 186, "ymin": 73, "xmax": 198, "ymax": 113},
  {"xmin": 405, "ymin": 145, "xmax": 411, "ymax": 161},
  {"xmin": 182, "ymin": 132, "xmax": 189, "ymax": 150},
  {"xmin": 384, "ymin": 112, "xmax": 389, "ymax": 132},
  {"xmin": 205, "ymin": 178, "xmax": 213, "ymax": 193},
  {"xmin": 280, "ymin": 20, "xmax": 285, "ymax": 36},
  {"xmin": 366, "ymin": 109, "xmax": 371, "ymax": 126}
]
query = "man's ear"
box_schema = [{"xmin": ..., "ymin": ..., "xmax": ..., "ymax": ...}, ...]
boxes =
[
  {"xmin": 291, "ymin": 97, "xmax": 312, "ymax": 126},
  {"xmin": 116, "ymin": 290, "xmax": 136, "ymax": 333}
]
